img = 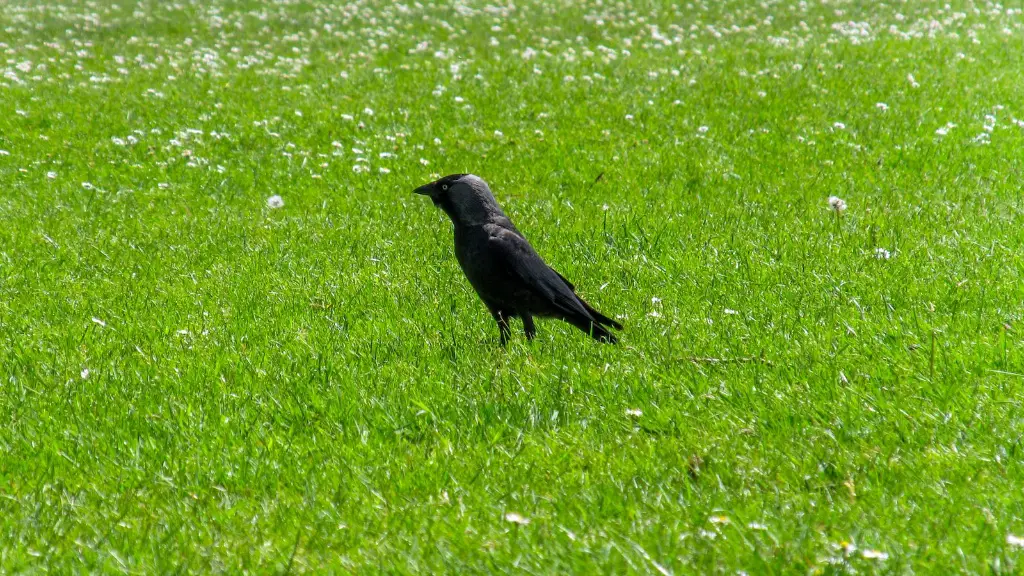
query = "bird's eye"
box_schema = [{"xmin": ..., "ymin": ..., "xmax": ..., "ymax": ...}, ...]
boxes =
[{"xmin": 442, "ymin": 184, "xmax": 448, "ymax": 191}]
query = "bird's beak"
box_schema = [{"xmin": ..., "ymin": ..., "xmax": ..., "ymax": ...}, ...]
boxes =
[{"xmin": 413, "ymin": 183, "xmax": 433, "ymax": 196}]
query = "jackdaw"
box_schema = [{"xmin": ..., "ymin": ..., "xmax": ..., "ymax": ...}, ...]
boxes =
[{"xmin": 414, "ymin": 173, "xmax": 622, "ymax": 345}]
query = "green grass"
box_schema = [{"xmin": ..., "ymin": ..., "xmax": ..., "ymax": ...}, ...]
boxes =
[{"xmin": 2, "ymin": 0, "xmax": 1024, "ymax": 572}]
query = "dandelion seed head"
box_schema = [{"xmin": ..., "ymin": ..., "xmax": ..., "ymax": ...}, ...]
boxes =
[{"xmin": 828, "ymin": 196, "xmax": 847, "ymax": 213}]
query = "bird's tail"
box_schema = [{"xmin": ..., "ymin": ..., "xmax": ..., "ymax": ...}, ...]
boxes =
[
  {"xmin": 565, "ymin": 296, "xmax": 622, "ymax": 344},
  {"xmin": 578, "ymin": 297, "xmax": 623, "ymax": 331},
  {"xmin": 565, "ymin": 315, "xmax": 618, "ymax": 343}
]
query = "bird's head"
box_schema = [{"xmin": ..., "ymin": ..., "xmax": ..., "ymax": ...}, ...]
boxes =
[
  {"xmin": 413, "ymin": 173, "xmax": 469, "ymax": 207},
  {"xmin": 414, "ymin": 173, "xmax": 505, "ymax": 225}
]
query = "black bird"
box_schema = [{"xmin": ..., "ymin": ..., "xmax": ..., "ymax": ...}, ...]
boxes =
[{"xmin": 414, "ymin": 173, "xmax": 622, "ymax": 345}]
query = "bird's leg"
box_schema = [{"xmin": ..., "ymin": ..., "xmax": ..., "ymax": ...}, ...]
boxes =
[
  {"xmin": 522, "ymin": 314, "xmax": 536, "ymax": 341},
  {"xmin": 494, "ymin": 310, "xmax": 512, "ymax": 346}
]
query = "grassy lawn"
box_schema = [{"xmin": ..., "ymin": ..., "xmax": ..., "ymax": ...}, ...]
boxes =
[{"xmin": 2, "ymin": 0, "xmax": 1024, "ymax": 572}]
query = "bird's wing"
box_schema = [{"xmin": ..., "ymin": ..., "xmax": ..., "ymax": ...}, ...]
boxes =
[
  {"xmin": 486, "ymin": 226, "xmax": 592, "ymax": 319},
  {"xmin": 549, "ymin": 268, "xmax": 575, "ymax": 291}
]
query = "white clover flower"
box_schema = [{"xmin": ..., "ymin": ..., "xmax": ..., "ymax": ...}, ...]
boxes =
[
  {"xmin": 833, "ymin": 122, "xmax": 846, "ymax": 130},
  {"xmin": 378, "ymin": 167, "xmax": 390, "ymax": 174},
  {"xmin": 874, "ymin": 247, "xmax": 891, "ymax": 259},
  {"xmin": 363, "ymin": 107, "xmax": 374, "ymax": 116},
  {"xmin": 698, "ymin": 125, "xmax": 709, "ymax": 133},
  {"xmin": 46, "ymin": 171, "xmax": 57, "ymax": 179},
  {"xmin": 82, "ymin": 182, "xmax": 94, "ymax": 190},
  {"xmin": 81, "ymin": 368, "xmax": 90, "ymax": 379},
  {"xmin": 828, "ymin": 196, "xmax": 847, "ymax": 213},
  {"xmin": 419, "ymin": 158, "xmax": 430, "ymax": 166},
  {"xmin": 353, "ymin": 164, "xmax": 369, "ymax": 173},
  {"xmin": 625, "ymin": 408, "xmax": 642, "ymax": 417},
  {"xmin": 266, "ymin": 195, "xmax": 284, "ymax": 209},
  {"xmin": 876, "ymin": 102, "xmax": 889, "ymax": 111},
  {"xmin": 494, "ymin": 130, "xmax": 504, "ymax": 137}
]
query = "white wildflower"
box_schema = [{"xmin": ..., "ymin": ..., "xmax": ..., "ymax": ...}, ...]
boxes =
[
  {"xmin": 81, "ymin": 182, "xmax": 94, "ymax": 190},
  {"xmin": 419, "ymin": 158, "xmax": 430, "ymax": 166},
  {"xmin": 494, "ymin": 130, "xmax": 504, "ymax": 137},
  {"xmin": 1008, "ymin": 534, "xmax": 1024, "ymax": 547},
  {"xmin": 876, "ymin": 102, "xmax": 889, "ymax": 111},
  {"xmin": 504, "ymin": 513, "xmax": 530, "ymax": 525},
  {"xmin": 46, "ymin": 171, "xmax": 57, "ymax": 179},
  {"xmin": 834, "ymin": 541, "xmax": 857, "ymax": 554},
  {"xmin": 378, "ymin": 167, "xmax": 390, "ymax": 174},
  {"xmin": 266, "ymin": 195, "xmax": 284, "ymax": 209},
  {"xmin": 861, "ymin": 549, "xmax": 889, "ymax": 561},
  {"xmin": 363, "ymin": 107, "xmax": 374, "ymax": 116},
  {"xmin": 91, "ymin": 317, "xmax": 106, "ymax": 327},
  {"xmin": 353, "ymin": 164, "xmax": 369, "ymax": 173},
  {"xmin": 709, "ymin": 515, "xmax": 730, "ymax": 525},
  {"xmin": 80, "ymin": 368, "xmax": 90, "ymax": 379},
  {"xmin": 874, "ymin": 247, "xmax": 891, "ymax": 259},
  {"xmin": 698, "ymin": 125, "xmax": 709, "ymax": 133},
  {"xmin": 625, "ymin": 408, "xmax": 642, "ymax": 417},
  {"xmin": 833, "ymin": 122, "xmax": 846, "ymax": 130}
]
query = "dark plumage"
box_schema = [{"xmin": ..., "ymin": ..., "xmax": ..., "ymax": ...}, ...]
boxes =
[{"xmin": 414, "ymin": 174, "xmax": 622, "ymax": 345}]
